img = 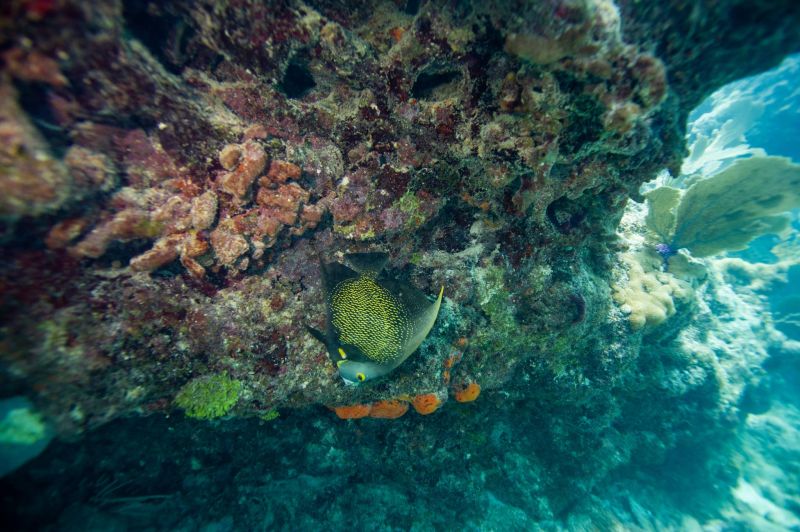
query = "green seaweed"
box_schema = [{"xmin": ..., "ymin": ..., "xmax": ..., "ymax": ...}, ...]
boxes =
[
  {"xmin": 397, "ymin": 190, "xmax": 427, "ymax": 229},
  {"xmin": 259, "ymin": 409, "xmax": 280, "ymax": 422},
  {"xmin": 175, "ymin": 374, "xmax": 243, "ymax": 420}
]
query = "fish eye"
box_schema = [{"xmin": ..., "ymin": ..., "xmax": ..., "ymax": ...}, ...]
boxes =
[{"xmin": 356, "ymin": 372, "xmax": 366, "ymax": 382}]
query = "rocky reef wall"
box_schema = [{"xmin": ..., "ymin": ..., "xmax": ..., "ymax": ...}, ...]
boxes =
[{"xmin": 1, "ymin": 0, "xmax": 799, "ymax": 485}]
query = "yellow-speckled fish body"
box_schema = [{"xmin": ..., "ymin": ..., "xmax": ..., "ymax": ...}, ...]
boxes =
[{"xmin": 307, "ymin": 252, "xmax": 443, "ymax": 384}]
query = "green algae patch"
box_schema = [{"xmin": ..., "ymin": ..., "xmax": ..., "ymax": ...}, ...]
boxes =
[
  {"xmin": 0, "ymin": 406, "xmax": 47, "ymax": 445},
  {"xmin": 259, "ymin": 409, "xmax": 280, "ymax": 422},
  {"xmin": 472, "ymin": 262, "xmax": 529, "ymax": 357},
  {"xmin": 175, "ymin": 374, "xmax": 243, "ymax": 420},
  {"xmin": 475, "ymin": 264, "xmax": 517, "ymax": 335},
  {"xmin": 396, "ymin": 190, "xmax": 428, "ymax": 229}
]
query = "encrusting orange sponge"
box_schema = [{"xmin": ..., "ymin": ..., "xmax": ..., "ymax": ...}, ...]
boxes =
[
  {"xmin": 333, "ymin": 404, "xmax": 372, "ymax": 419},
  {"xmin": 369, "ymin": 400, "xmax": 409, "ymax": 419},
  {"xmin": 412, "ymin": 393, "xmax": 441, "ymax": 415},
  {"xmin": 454, "ymin": 382, "xmax": 481, "ymax": 403}
]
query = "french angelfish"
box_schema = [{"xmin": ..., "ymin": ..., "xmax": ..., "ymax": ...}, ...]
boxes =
[{"xmin": 307, "ymin": 252, "xmax": 444, "ymax": 385}]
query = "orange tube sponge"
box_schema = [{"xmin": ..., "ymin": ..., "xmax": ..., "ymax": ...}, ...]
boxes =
[
  {"xmin": 412, "ymin": 393, "xmax": 441, "ymax": 415},
  {"xmin": 454, "ymin": 382, "xmax": 481, "ymax": 403},
  {"xmin": 369, "ymin": 400, "xmax": 409, "ymax": 419},
  {"xmin": 333, "ymin": 404, "xmax": 371, "ymax": 419}
]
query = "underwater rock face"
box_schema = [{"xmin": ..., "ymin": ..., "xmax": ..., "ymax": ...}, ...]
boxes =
[{"xmin": 1, "ymin": 1, "xmax": 799, "ymax": 522}]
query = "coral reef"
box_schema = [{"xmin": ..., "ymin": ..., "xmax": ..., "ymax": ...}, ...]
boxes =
[
  {"xmin": 1, "ymin": 0, "xmax": 800, "ymax": 527},
  {"xmin": 612, "ymin": 250, "xmax": 694, "ymax": 330},
  {"xmin": 0, "ymin": 81, "xmax": 72, "ymax": 218}
]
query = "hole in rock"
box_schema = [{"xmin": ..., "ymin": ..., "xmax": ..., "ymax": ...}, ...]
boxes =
[
  {"xmin": 280, "ymin": 59, "xmax": 316, "ymax": 99},
  {"xmin": 122, "ymin": 1, "xmax": 189, "ymax": 74},
  {"xmin": 13, "ymin": 80, "xmax": 70, "ymax": 157},
  {"xmin": 411, "ymin": 68, "xmax": 462, "ymax": 100},
  {"xmin": 546, "ymin": 195, "xmax": 588, "ymax": 234},
  {"xmin": 404, "ymin": 0, "xmax": 421, "ymax": 15}
]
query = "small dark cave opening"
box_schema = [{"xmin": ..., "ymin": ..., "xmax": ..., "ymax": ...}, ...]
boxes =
[
  {"xmin": 411, "ymin": 68, "xmax": 462, "ymax": 100},
  {"xmin": 279, "ymin": 58, "xmax": 317, "ymax": 99},
  {"xmin": 430, "ymin": 202, "xmax": 474, "ymax": 253},
  {"xmin": 122, "ymin": 1, "xmax": 191, "ymax": 75},
  {"xmin": 12, "ymin": 80, "xmax": 71, "ymax": 158},
  {"xmin": 546, "ymin": 195, "xmax": 588, "ymax": 234},
  {"xmin": 404, "ymin": 0, "xmax": 422, "ymax": 16}
]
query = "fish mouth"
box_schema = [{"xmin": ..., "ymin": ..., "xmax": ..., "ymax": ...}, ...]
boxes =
[{"xmin": 342, "ymin": 378, "xmax": 360, "ymax": 386}]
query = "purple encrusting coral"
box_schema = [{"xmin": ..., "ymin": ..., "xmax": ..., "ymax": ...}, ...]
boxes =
[
  {"xmin": 655, "ymin": 242, "xmax": 677, "ymax": 261},
  {"xmin": 0, "ymin": 0, "xmax": 798, "ymax": 447}
]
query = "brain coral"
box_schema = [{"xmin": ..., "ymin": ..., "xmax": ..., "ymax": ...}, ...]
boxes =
[
  {"xmin": 612, "ymin": 251, "xmax": 694, "ymax": 330},
  {"xmin": 175, "ymin": 374, "xmax": 243, "ymax": 420}
]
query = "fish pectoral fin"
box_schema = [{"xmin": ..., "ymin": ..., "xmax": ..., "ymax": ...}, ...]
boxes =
[
  {"xmin": 335, "ymin": 343, "xmax": 374, "ymax": 364},
  {"xmin": 305, "ymin": 325, "xmax": 328, "ymax": 345}
]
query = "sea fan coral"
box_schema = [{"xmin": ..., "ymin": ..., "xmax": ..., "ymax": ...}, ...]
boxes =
[{"xmin": 646, "ymin": 156, "xmax": 800, "ymax": 257}]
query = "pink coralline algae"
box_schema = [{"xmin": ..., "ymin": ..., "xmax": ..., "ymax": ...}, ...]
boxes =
[
  {"xmin": 53, "ymin": 132, "xmax": 324, "ymax": 276},
  {"xmin": 257, "ymin": 183, "xmax": 309, "ymax": 225},
  {"xmin": 217, "ymin": 141, "xmax": 267, "ymax": 200},
  {"xmin": 0, "ymin": 82, "xmax": 71, "ymax": 218},
  {"xmin": 2, "ymin": 47, "xmax": 68, "ymax": 87},
  {"xmin": 210, "ymin": 221, "xmax": 250, "ymax": 268},
  {"xmin": 190, "ymin": 191, "xmax": 219, "ymax": 232}
]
